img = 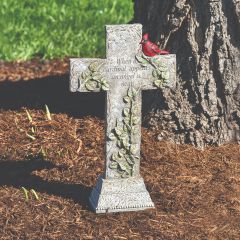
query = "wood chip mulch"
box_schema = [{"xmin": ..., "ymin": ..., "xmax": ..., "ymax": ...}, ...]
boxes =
[
  {"xmin": 0, "ymin": 58, "xmax": 69, "ymax": 82},
  {"xmin": 0, "ymin": 108, "xmax": 240, "ymax": 240},
  {"xmin": 0, "ymin": 58, "xmax": 240, "ymax": 239}
]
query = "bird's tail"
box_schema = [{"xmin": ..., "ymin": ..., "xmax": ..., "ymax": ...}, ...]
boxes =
[{"xmin": 159, "ymin": 50, "xmax": 169, "ymax": 55}]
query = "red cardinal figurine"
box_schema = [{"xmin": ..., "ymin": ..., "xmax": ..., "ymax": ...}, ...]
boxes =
[{"xmin": 140, "ymin": 33, "xmax": 169, "ymax": 57}]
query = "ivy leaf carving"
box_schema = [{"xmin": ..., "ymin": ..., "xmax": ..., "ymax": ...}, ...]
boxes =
[
  {"xmin": 154, "ymin": 80, "xmax": 163, "ymax": 88},
  {"xmin": 81, "ymin": 71, "xmax": 88, "ymax": 80},
  {"xmin": 122, "ymin": 138, "xmax": 129, "ymax": 148},
  {"xmin": 118, "ymin": 162, "xmax": 127, "ymax": 171},
  {"xmin": 130, "ymin": 144, "xmax": 138, "ymax": 154},
  {"xmin": 123, "ymin": 116, "xmax": 130, "ymax": 124},
  {"xmin": 101, "ymin": 83, "xmax": 109, "ymax": 91},
  {"xmin": 109, "ymin": 86, "xmax": 141, "ymax": 178},
  {"xmin": 123, "ymin": 96, "xmax": 130, "ymax": 103},
  {"xmin": 109, "ymin": 161, "xmax": 118, "ymax": 169},
  {"xmin": 117, "ymin": 140, "xmax": 122, "ymax": 148},
  {"xmin": 125, "ymin": 156, "xmax": 135, "ymax": 165},
  {"xmin": 123, "ymin": 108, "xmax": 130, "ymax": 117},
  {"xmin": 112, "ymin": 153, "xmax": 119, "ymax": 161},
  {"xmin": 131, "ymin": 88, "xmax": 138, "ymax": 97},
  {"xmin": 101, "ymin": 78, "xmax": 108, "ymax": 84},
  {"xmin": 132, "ymin": 106, "xmax": 139, "ymax": 115},
  {"xmin": 114, "ymin": 127, "xmax": 122, "ymax": 136},
  {"xmin": 135, "ymin": 53, "xmax": 144, "ymax": 64},
  {"xmin": 135, "ymin": 53, "xmax": 148, "ymax": 67},
  {"xmin": 108, "ymin": 133, "xmax": 116, "ymax": 141},
  {"xmin": 121, "ymin": 172, "xmax": 130, "ymax": 178},
  {"xmin": 118, "ymin": 150, "xmax": 123, "ymax": 158},
  {"xmin": 119, "ymin": 149, "xmax": 126, "ymax": 155},
  {"xmin": 158, "ymin": 62, "xmax": 168, "ymax": 71},
  {"xmin": 120, "ymin": 132, "xmax": 128, "ymax": 139},
  {"xmin": 127, "ymin": 87, "xmax": 138, "ymax": 98},
  {"xmin": 92, "ymin": 73, "xmax": 102, "ymax": 80},
  {"xmin": 161, "ymin": 71, "xmax": 169, "ymax": 80},
  {"xmin": 84, "ymin": 62, "xmax": 108, "ymax": 92},
  {"xmin": 88, "ymin": 62, "xmax": 100, "ymax": 72},
  {"xmin": 152, "ymin": 69, "xmax": 158, "ymax": 78},
  {"xmin": 85, "ymin": 82, "xmax": 95, "ymax": 91},
  {"xmin": 116, "ymin": 120, "xmax": 121, "ymax": 128},
  {"xmin": 127, "ymin": 88, "xmax": 133, "ymax": 98},
  {"xmin": 132, "ymin": 116, "xmax": 140, "ymax": 125},
  {"xmin": 132, "ymin": 126, "xmax": 139, "ymax": 134}
]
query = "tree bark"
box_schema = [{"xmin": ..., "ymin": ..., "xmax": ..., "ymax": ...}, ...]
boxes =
[{"xmin": 133, "ymin": 0, "xmax": 240, "ymax": 148}]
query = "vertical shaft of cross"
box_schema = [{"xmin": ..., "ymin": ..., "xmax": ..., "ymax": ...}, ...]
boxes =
[{"xmin": 103, "ymin": 25, "xmax": 144, "ymax": 179}]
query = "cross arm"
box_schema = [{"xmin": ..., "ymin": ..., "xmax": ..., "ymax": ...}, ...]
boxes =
[
  {"xmin": 136, "ymin": 54, "xmax": 176, "ymax": 91},
  {"xmin": 70, "ymin": 58, "xmax": 108, "ymax": 92}
]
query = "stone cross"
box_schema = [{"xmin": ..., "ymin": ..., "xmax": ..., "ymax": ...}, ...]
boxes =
[{"xmin": 70, "ymin": 24, "xmax": 176, "ymax": 213}]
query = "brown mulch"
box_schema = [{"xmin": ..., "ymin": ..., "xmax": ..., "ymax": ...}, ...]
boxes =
[
  {"xmin": 0, "ymin": 58, "xmax": 69, "ymax": 82},
  {"xmin": 0, "ymin": 58, "xmax": 240, "ymax": 239},
  {"xmin": 0, "ymin": 108, "xmax": 240, "ymax": 240}
]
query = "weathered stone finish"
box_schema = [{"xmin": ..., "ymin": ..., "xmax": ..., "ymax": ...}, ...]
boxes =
[{"xmin": 70, "ymin": 24, "xmax": 176, "ymax": 213}]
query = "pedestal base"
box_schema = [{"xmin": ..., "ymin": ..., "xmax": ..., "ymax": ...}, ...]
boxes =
[{"xmin": 89, "ymin": 175, "xmax": 154, "ymax": 213}]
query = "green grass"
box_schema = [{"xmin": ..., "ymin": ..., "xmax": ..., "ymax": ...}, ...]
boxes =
[{"xmin": 0, "ymin": 0, "xmax": 133, "ymax": 61}]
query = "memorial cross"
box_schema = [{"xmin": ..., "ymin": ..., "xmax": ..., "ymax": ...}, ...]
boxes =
[{"xmin": 70, "ymin": 24, "xmax": 176, "ymax": 213}]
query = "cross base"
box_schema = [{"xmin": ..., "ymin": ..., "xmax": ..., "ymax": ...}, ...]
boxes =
[{"xmin": 89, "ymin": 175, "xmax": 155, "ymax": 213}]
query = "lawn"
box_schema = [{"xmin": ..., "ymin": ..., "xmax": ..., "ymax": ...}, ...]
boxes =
[{"xmin": 0, "ymin": 0, "xmax": 133, "ymax": 61}]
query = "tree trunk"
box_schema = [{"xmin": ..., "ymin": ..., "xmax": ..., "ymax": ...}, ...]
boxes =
[{"xmin": 133, "ymin": 0, "xmax": 240, "ymax": 148}]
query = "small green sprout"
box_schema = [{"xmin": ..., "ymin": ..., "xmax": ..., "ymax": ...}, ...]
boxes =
[
  {"xmin": 21, "ymin": 187, "xmax": 29, "ymax": 201},
  {"xmin": 21, "ymin": 187, "xmax": 39, "ymax": 201},
  {"xmin": 45, "ymin": 105, "xmax": 52, "ymax": 121},
  {"xmin": 25, "ymin": 109, "xmax": 33, "ymax": 123}
]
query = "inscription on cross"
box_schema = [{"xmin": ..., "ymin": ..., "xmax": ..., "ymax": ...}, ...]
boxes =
[{"xmin": 70, "ymin": 24, "xmax": 176, "ymax": 213}]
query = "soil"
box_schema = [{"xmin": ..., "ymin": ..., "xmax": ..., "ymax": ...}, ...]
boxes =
[{"xmin": 0, "ymin": 59, "xmax": 240, "ymax": 240}]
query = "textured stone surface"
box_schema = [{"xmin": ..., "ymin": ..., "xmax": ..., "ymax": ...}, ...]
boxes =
[
  {"xmin": 70, "ymin": 24, "xmax": 176, "ymax": 213},
  {"xmin": 89, "ymin": 175, "xmax": 154, "ymax": 213}
]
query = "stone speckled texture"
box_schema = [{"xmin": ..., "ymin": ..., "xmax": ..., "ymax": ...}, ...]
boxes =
[
  {"xmin": 89, "ymin": 175, "xmax": 154, "ymax": 213},
  {"xmin": 70, "ymin": 24, "xmax": 176, "ymax": 213}
]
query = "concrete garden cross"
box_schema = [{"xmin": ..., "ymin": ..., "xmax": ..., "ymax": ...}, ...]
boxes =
[{"xmin": 70, "ymin": 24, "xmax": 176, "ymax": 213}]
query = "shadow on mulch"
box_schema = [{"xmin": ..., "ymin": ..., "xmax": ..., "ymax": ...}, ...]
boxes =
[
  {"xmin": 0, "ymin": 74, "xmax": 154, "ymax": 121},
  {"xmin": 0, "ymin": 158, "xmax": 91, "ymax": 210},
  {"xmin": 0, "ymin": 75, "xmax": 105, "ymax": 118}
]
